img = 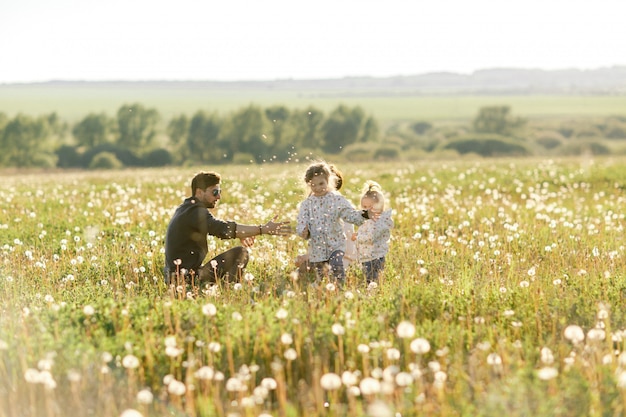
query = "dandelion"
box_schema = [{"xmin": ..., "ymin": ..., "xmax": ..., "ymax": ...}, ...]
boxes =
[
  {"xmin": 320, "ymin": 373, "xmax": 342, "ymax": 390},
  {"xmin": 284, "ymin": 348, "xmax": 297, "ymax": 361},
  {"xmin": 122, "ymin": 355, "xmax": 140, "ymax": 369},
  {"xmin": 261, "ymin": 377, "xmax": 277, "ymax": 390},
  {"xmin": 357, "ymin": 344, "xmax": 370, "ymax": 354},
  {"xmin": 564, "ymin": 325, "xmax": 585, "ymax": 344},
  {"xmin": 396, "ymin": 321, "xmax": 416, "ymax": 338},
  {"xmin": 487, "ymin": 353, "xmax": 502, "ymax": 366},
  {"xmin": 410, "ymin": 338, "xmax": 431, "ymax": 354},
  {"xmin": 359, "ymin": 377, "xmax": 381, "ymax": 395},
  {"xmin": 537, "ymin": 367, "xmax": 558, "ymax": 380},
  {"xmin": 83, "ymin": 305, "xmax": 95, "ymax": 316},
  {"xmin": 341, "ymin": 371, "xmax": 358, "ymax": 387},
  {"xmin": 395, "ymin": 372, "xmax": 414, "ymax": 387},
  {"xmin": 331, "ymin": 323, "xmax": 345, "ymax": 336},
  {"xmin": 587, "ymin": 328, "xmax": 606, "ymax": 341},
  {"xmin": 433, "ymin": 371, "xmax": 447, "ymax": 389},
  {"xmin": 225, "ymin": 377, "xmax": 244, "ymax": 392},
  {"xmin": 168, "ymin": 380, "xmax": 186, "ymax": 395},
  {"xmin": 618, "ymin": 371, "xmax": 626, "ymax": 389},
  {"xmin": 137, "ymin": 389, "xmax": 154, "ymax": 404},
  {"xmin": 195, "ymin": 366, "xmax": 215, "ymax": 380},
  {"xmin": 326, "ymin": 283, "xmax": 336, "ymax": 292},
  {"xmin": 344, "ymin": 291, "xmax": 354, "ymax": 300},
  {"xmin": 367, "ymin": 400, "xmax": 393, "ymax": 417},
  {"xmin": 120, "ymin": 409, "xmax": 144, "ymax": 417},
  {"xmin": 540, "ymin": 347, "xmax": 554, "ymax": 364},
  {"xmin": 232, "ymin": 311, "xmax": 243, "ymax": 321},
  {"xmin": 208, "ymin": 342, "xmax": 221, "ymax": 352},
  {"xmin": 386, "ymin": 348, "xmax": 401, "ymax": 360},
  {"xmin": 202, "ymin": 303, "xmax": 217, "ymax": 316},
  {"xmin": 519, "ymin": 280, "xmax": 530, "ymax": 288},
  {"xmin": 280, "ymin": 333, "xmax": 293, "ymax": 345},
  {"xmin": 275, "ymin": 308, "xmax": 288, "ymax": 319}
]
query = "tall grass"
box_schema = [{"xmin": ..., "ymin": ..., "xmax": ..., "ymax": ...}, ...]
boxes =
[{"xmin": 2, "ymin": 158, "xmax": 626, "ymax": 417}]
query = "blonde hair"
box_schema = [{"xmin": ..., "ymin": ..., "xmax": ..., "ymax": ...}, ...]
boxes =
[{"xmin": 361, "ymin": 180, "xmax": 385, "ymax": 211}]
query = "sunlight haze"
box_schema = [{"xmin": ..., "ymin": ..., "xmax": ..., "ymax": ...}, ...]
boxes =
[{"xmin": 1, "ymin": 0, "xmax": 624, "ymax": 83}]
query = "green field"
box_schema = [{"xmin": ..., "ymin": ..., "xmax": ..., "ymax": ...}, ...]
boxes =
[
  {"xmin": 1, "ymin": 83, "xmax": 625, "ymax": 124},
  {"xmin": 3, "ymin": 158, "xmax": 626, "ymax": 416}
]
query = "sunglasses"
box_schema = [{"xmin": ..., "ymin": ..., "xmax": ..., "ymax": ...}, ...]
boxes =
[{"xmin": 209, "ymin": 188, "xmax": 221, "ymax": 197}]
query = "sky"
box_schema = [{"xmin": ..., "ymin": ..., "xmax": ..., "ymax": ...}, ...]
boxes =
[{"xmin": 1, "ymin": 0, "xmax": 625, "ymax": 83}]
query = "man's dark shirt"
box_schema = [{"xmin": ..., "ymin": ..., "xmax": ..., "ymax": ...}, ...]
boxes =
[{"xmin": 164, "ymin": 197, "xmax": 237, "ymax": 274}]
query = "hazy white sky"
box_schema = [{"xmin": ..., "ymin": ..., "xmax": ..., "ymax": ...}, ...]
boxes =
[{"xmin": 1, "ymin": 0, "xmax": 624, "ymax": 83}]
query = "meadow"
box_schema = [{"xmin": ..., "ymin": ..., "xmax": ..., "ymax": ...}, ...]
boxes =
[{"xmin": 2, "ymin": 157, "xmax": 626, "ymax": 417}]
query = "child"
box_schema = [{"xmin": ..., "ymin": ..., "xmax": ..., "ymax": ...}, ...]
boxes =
[
  {"xmin": 296, "ymin": 161, "xmax": 372, "ymax": 284},
  {"xmin": 294, "ymin": 165, "xmax": 357, "ymax": 277},
  {"xmin": 353, "ymin": 180, "xmax": 393, "ymax": 283}
]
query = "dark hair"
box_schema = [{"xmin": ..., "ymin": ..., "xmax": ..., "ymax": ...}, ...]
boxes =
[
  {"xmin": 191, "ymin": 171, "xmax": 221, "ymax": 195},
  {"xmin": 329, "ymin": 164, "xmax": 344, "ymax": 191}
]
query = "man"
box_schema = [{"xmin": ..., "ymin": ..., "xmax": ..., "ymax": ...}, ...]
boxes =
[{"xmin": 164, "ymin": 171, "xmax": 291, "ymax": 285}]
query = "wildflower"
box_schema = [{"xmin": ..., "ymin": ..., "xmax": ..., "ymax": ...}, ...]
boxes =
[
  {"xmin": 359, "ymin": 377, "xmax": 381, "ymax": 395},
  {"xmin": 202, "ymin": 303, "xmax": 217, "ymax": 316},
  {"xmin": 386, "ymin": 348, "xmax": 401, "ymax": 360},
  {"xmin": 537, "ymin": 367, "xmax": 558, "ymax": 380},
  {"xmin": 487, "ymin": 353, "xmax": 502, "ymax": 366},
  {"xmin": 120, "ymin": 409, "xmax": 144, "ymax": 417},
  {"xmin": 326, "ymin": 283, "xmax": 336, "ymax": 292},
  {"xmin": 540, "ymin": 347, "xmax": 554, "ymax": 364},
  {"xmin": 225, "ymin": 378, "xmax": 244, "ymax": 392},
  {"xmin": 587, "ymin": 328, "xmax": 606, "ymax": 341},
  {"xmin": 519, "ymin": 280, "xmax": 530, "ymax": 288},
  {"xmin": 168, "ymin": 380, "xmax": 186, "ymax": 395},
  {"xmin": 410, "ymin": 338, "xmax": 431, "ymax": 354},
  {"xmin": 395, "ymin": 372, "xmax": 414, "ymax": 387},
  {"xmin": 331, "ymin": 323, "xmax": 345, "ymax": 336},
  {"xmin": 344, "ymin": 291, "xmax": 354, "ymax": 300},
  {"xmin": 433, "ymin": 371, "xmax": 447, "ymax": 389},
  {"xmin": 195, "ymin": 366, "xmax": 215, "ymax": 380},
  {"xmin": 357, "ymin": 344, "xmax": 370, "ymax": 354},
  {"xmin": 396, "ymin": 321, "xmax": 416, "ymax": 338},
  {"xmin": 122, "ymin": 355, "xmax": 140, "ymax": 369},
  {"xmin": 341, "ymin": 371, "xmax": 358, "ymax": 387},
  {"xmin": 261, "ymin": 378, "xmax": 277, "ymax": 390},
  {"xmin": 244, "ymin": 272, "xmax": 254, "ymax": 282},
  {"xmin": 618, "ymin": 371, "xmax": 626, "ymax": 389},
  {"xmin": 564, "ymin": 325, "xmax": 585, "ymax": 344},
  {"xmin": 284, "ymin": 348, "xmax": 297, "ymax": 361},
  {"xmin": 320, "ymin": 373, "xmax": 342, "ymax": 390},
  {"xmin": 367, "ymin": 400, "xmax": 393, "ymax": 417},
  {"xmin": 208, "ymin": 342, "xmax": 221, "ymax": 352},
  {"xmin": 137, "ymin": 389, "xmax": 154, "ymax": 404},
  {"xmin": 275, "ymin": 308, "xmax": 288, "ymax": 320},
  {"xmin": 232, "ymin": 311, "xmax": 243, "ymax": 321},
  {"xmin": 280, "ymin": 333, "xmax": 293, "ymax": 345},
  {"xmin": 83, "ymin": 305, "xmax": 95, "ymax": 316}
]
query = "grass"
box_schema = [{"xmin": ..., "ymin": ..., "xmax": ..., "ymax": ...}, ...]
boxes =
[
  {"xmin": 2, "ymin": 157, "xmax": 626, "ymax": 416},
  {"xmin": 1, "ymin": 83, "xmax": 626, "ymax": 124}
]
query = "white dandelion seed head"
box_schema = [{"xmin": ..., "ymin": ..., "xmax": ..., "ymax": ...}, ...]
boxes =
[
  {"xmin": 410, "ymin": 338, "xmax": 431, "ymax": 354},
  {"xmin": 284, "ymin": 348, "xmax": 297, "ymax": 361},
  {"xmin": 168, "ymin": 380, "xmax": 186, "ymax": 396},
  {"xmin": 537, "ymin": 367, "xmax": 558, "ymax": 380},
  {"xmin": 332, "ymin": 323, "xmax": 345, "ymax": 336},
  {"xmin": 194, "ymin": 366, "xmax": 215, "ymax": 380},
  {"xmin": 320, "ymin": 373, "xmax": 342, "ymax": 390},
  {"xmin": 122, "ymin": 355, "xmax": 140, "ymax": 369},
  {"xmin": 120, "ymin": 409, "xmax": 144, "ymax": 417},
  {"xmin": 137, "ymin": 389, "xmax": 154, "ymax": 404},
  {"xmin": 396, "ymin": 321, "xmax": 416, "ymax": 339},
  {"xmin": 202, "ymin": 303, "xmax": 217, "ymax": 317},
  {"xmin": 261, "ymin": 377, "xmax": 277, "ymax": 390},
  {"xmin": 564, "ymin": 325, "xmax": 585, "ymax": 344},
  {"xmin": 359, "ymin": 377, "xmax": 381, "ymax": 396}
]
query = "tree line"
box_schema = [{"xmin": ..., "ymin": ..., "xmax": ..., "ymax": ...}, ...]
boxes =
[
  {"xmin": 2, "ymin": 102, "xmax": 625, "ymax": 169},
  {"xmin": 0, "ymin": 103, "xmax": 379, "ymax": 169}
]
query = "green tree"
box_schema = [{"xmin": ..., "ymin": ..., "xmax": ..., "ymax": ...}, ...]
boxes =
[
  {"xmin": 473, "ymin": 106, "xmax": 526, "ymax": 136},
  {"xmin": 73, "ymin": 113, "xmax": 113, "ymax": 148},
  {"xmin": 289, "ymin": 106, "xmax": 324, "ymax": 152},
  {"xmin": 116, "ymin": 103, "xmax": 160, "ymax": 152},
  {"xmin": 321, "ymin": 105, "xmax": 365, "ymax": 154},
  {"xmin": 0, "ymin": 114, "xmax": 52, "ymax": 167},
  {"xmin": 221, "ymin": 105, "xmax": 268, "ymax": 162},
  {"xmin": 265, "ymin": 105, "xmax": 291, "ymax": 152},
  {"xmin": 187, "ymin": 111, "xmax": 222, "ymax": 163},
  {"xmin": 166, "ymin": 115, "xmax": 189, "ymax": 163},
  {"xmin": 359, "ymin": 116, "xmax": 379, "ymax": 143}
]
